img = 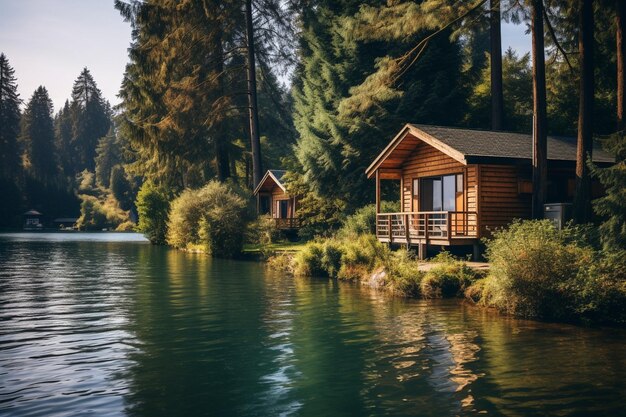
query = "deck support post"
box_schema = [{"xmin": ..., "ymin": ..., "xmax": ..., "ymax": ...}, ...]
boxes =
[
  {"xmin": 404, "ymin": 213, "xmax": 410, "ymax": 245},
  {"xmin": 473, "ymin": 243, "xmax": 481, "ymax": 262},
  {"xmin": 375, "ymin": 169, "xmax": 381, "ymax": 214},
  {"xmin": 418, "ymin": 243, "xmax": 426, "ymax": 260}
]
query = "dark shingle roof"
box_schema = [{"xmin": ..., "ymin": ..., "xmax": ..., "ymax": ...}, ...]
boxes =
[
  {"xmin": 269, "ymin": 169, "xmax": 286, "ymax": 185},
  {"xmin": 253, "ymin": 169, "xmax": 288, "ymax": 195},
  {"xmin": 410, "ymin": 124, "xmax": 614, "ymax": 163}
]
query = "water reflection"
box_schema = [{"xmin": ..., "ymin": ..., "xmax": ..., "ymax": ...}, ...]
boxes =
[{"xmin": 1, "ymin": 234, "xmax": 626, "ymax": 417}]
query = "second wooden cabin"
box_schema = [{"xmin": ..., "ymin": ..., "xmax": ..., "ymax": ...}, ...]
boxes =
[
  {"xmin": 253, "ymin": 170, "xmax": 300, "ymax": 229},
  {"xmin": 366, "ymin": 124, "xmax": 613, "ymax": 259}
]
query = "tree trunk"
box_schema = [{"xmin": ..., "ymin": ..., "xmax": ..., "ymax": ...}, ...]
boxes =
[
  {"xmin": 531, "ymin": 0, "xmax": 548, "ymax": 219},
  {"xmin": 245, "ymin": 0, "xmax": 263, "ymax": 188},
  {"xmin": 573, "ymin": 0, "xmax": 595, "ymax": 224},
  {"xmin": 490, "ymin": 0, "xmax": 504, "ymax": 131},
  {"xmin": 214, "ymin": 31, "xmax": 231, "ymax": 182},
  {"xmin": 617, "ymin": 0, "xmax": 625, "ymax": 131}
]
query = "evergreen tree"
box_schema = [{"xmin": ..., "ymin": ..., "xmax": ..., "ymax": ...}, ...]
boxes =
[
  {"xmin": 0, "ymin": 53, "xmax": 22, "ymax": 180},
  {"xmin": 293, "ymin": 0, "xmax": 467, "ymax": 210},
  {"xmin": 466, "ymin": 48, "xmax": 533, "ymax": 132},
  {"xmin": 70, "ymin": 68, "xmax": 110, "ymax": 173},
  {"xmin": 573, "ymin": 0, "xmax": 595, "ymax": 224},
  {"xmin": 21, "ymin": 86, "xmax": 59, "ymax": 184},
  {"xmin": 115, "ymin": 0, "xmax": 296, "ymax": 190},
  {"xmin": 55, "ymin": 100, "xmax": 73, "ymax": 176},
  {"xmin": 94, "ymin": 127, "xmax": 120, "ymax": 188}
]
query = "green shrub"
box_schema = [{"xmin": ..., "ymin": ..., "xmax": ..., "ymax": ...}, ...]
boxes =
[
  {"xmin": 293, "ymin": 241, "xmax": 326, "ymax": 276},
  {"xmin": 135, "ymin": 181, "xmax": 170, "ymax": 245},
  {"xmin": 167, "ymin": 181, "xmax": 248, "ymax": 257},
  {"xmin": 337, "ymin": 234, "xmax": 390, "ymax": 280},
  {"xmin": 247, "ymin": 214, "xmax": 282, "ymax": 245},
  {"xmin": 475, "ymin": 220, "xmax": 602, "ymax": 320},
  {"xmin": 266, "ymin": 252, "xmax": 294, "ymax": 273},
  {"xmin": 76, "ymin": 196, "xmax": 108, "ymax": 230},
  {"xmin": 339, "ymin": 201, "xmax": 400, "ymax": 238},
  {"xmin": 421, "ymin": 252, "xmax": 479, "ymax": 298},
  {"xmin": 384, "ymin": 249, "xmax": 423, "ymax": 296}
]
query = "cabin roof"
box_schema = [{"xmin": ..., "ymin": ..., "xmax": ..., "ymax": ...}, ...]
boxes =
[
  {"xmin": 253, "ymin": 170, "xmax": 288, "ymax": 195},
  {"xmin": 366, "ymin": 124, "xmax": 615, "ymax": 178}
]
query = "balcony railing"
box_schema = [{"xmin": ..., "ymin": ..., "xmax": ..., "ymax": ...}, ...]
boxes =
[
  {"xmin": 275, "ymin": 217, "xmax": 301, "ymax": 229},
  {"xmin": 376, "ymin": 211, "xmax": 478, "ymax": 244}
]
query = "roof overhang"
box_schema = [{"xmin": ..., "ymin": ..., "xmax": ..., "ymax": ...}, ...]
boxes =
[
  {"xmin": 253, "ymin": 170, "xmax": 287, "ymax": 195},
  {"xmin": 365, "ymin": 124, "xmax": 468, "ymax": 178}
]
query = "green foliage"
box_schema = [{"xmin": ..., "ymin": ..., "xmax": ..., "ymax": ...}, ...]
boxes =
[
  {"xmin": 76, "ymin": 196, "xmax": 108, "ymax": 230},
  {"xmin": 69, "ymin": 68, "xmax": 110, "ymax": 173},
  {"xmin": 246, "ymin": 214, "xmax": 282, "ymax": 246},
  {"xmin": 21, "ymin": 86, "xmax": 59, "ymax": 184},
  {"xmin": 421, "ymin": 252, "xmax": 479, "ymax": 298},
  {"xmin": 116, "ymin": 0, "xmax": 295, "ymax": 187},
  {"xmin": 338, "ymin": 201, "xmax": 399, "ymax": 238},
  {"xmin": 381, "ymin": 249, "xmax": 423, "ymax": 297},
  {"xmin": 0, "ymin": 53, "xmax": 22, "ymax": 181},
  {"xmin": 109, "ymin": 165, "xmax": 133, "ymax": 211},
  {"xmin": 283, "ymin": 172, "xmax": 346, "ymax": 239},
  {"xmin": 166, "ymin": 181, "xmax": 249, "ymax": 257},
  {"xmin": 591, "ymin": 133, "xmax": 626, "ymax": 251},
  {"xmin": 293, "ymin": 241, "xmax": 326, "ymax": 277},
  {"xmin": 292, "ymin": 0, "xmax": 467, "ymax": 211},
  {"xmin": 135, "ymin": 181, "xmax": 170, "ymax": 245},
  {"xmin": 94, "ymin": 128, "xmax": 120, "ymax": 188},
  {"xmin": 465, "ymin": 48, "xmax": 532, "ymax": 132},
  {"xmin": 473, "ymin": 220, "xmax": 626, "ymax": 324}
]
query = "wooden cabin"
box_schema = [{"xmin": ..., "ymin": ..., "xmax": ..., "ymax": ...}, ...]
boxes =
[
  {"xmin": 366, "ymin": 124, "xmax": 614, "ymax": 259},
  {"xmin": 23, "ymin": 210, "xmax": 44, "ymax": 231},
  {"xmin": 253, "ymin": 170, "xmax": 300, "ymax": 229}
]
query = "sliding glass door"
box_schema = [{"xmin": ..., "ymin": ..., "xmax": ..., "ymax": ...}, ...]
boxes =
[{"xmin": 419, "ymin": 174, "xmax": 461, "ymax": 212}]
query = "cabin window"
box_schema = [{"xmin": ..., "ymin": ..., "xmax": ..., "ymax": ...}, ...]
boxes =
[
  {"xmin": 279, "ymin": 200, "xmax": 289, "ymax": 219},
  {"xmin": 420, "ymin": 174, "xmax": 462, "ymax": 212},
  {"xmin": 259, "ymin": 196, "xmax": 270, "ymax": 215},
  {"xmin": 412, "ymin": 179, "xmax": 419, "ymax": 211}
]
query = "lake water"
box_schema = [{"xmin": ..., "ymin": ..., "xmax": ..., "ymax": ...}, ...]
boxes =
[{"xmin": 1, "ymin": 233, "xmax": 625, "ymax": 416}]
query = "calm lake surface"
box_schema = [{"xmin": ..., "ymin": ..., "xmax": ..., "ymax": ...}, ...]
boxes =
[{"xmin": 1, "ymin": 233, "xmax": 626, "ymax": 417}]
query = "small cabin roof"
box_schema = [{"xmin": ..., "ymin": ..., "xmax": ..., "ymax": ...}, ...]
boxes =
[
  {"xmin": 253, "ymin": 170, "xmax": 288, "ymax": 195},
  {"xmin": 23, "ymin": 210, "xmax": 43, "ymax": 216},
  {"xmin": 366, "ymin": 124, "xmax": 615, "ymax": 178}
]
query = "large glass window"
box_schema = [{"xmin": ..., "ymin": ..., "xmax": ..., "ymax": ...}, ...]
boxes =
[
  {"xmin": 443, "ymin": 175, "xmax": 456, "ymax": 211},
  {"xmin": 419, "ymin": 174, "xmax": 462, "ymax": 211}
]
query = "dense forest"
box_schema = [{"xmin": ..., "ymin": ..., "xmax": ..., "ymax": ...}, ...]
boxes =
[{"xmin": 0, "ymin": 0, "xmax": 623, "ymax": 232}]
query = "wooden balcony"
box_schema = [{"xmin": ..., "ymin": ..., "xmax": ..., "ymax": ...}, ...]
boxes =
[
  {"xmin": 275, "ymin": 217, "xmax": 301, "ymax": 230},
  {"xmin": 376, "ymin": 211, "xmax": 479, "ymax": 246}
]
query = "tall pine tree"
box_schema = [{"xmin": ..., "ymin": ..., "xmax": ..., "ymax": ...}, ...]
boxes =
[
  {"xmin": 0, "ymin": 53, "xmax": 22, "ymax": 180},
  {"xmin": 70, "ymin": 68, "xmax": 110, "ymax": 173},
  {"xmin": 21, "ymin": 86, "xmax": 59, "ymax": 184}
]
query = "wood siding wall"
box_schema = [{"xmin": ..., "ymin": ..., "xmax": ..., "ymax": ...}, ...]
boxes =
[
  {"xmin": 478, "ymin": 165, "xmax": 531, "ymax": 234},
  {"xmin": 400, "ymin": 142, "xmax": 478, "ymax": 216}
]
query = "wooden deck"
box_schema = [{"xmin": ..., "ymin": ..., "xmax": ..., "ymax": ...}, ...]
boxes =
[
  {"xmin": 376, "ymin": 211, "xmax": 479, "ymax": 246},
  {"xmin": 275, "ymin": 218, "xmax": 301, "ymax": 230}
]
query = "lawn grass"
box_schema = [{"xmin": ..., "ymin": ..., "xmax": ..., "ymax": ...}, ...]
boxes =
[{"xmin": 242, "ymin": 240, "xmax": 308, "ymax": 254}]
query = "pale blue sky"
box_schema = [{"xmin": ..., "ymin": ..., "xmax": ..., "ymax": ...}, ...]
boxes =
[{"xmin": 0, "ymin": 1, "xmax": 531, "ymax": 113}]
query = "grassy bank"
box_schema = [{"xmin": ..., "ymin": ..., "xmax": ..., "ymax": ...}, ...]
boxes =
[
  {"xmin": 267, "ymin": 234, "xmax": 484, "ymax": 298},
  {"xmin": 267, "ymin": 220, "xmax": 626, "ymax": 326}
]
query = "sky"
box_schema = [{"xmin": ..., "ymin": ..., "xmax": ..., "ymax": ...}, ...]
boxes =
[{"xmin": 0, "ymin": 1, "xmax": 531, "ymax": 113}]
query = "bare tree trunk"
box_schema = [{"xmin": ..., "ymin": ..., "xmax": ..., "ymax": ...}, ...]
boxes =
[
  {"xmin": 573, "ymin": 0, "xmax": 595, "ymax": 224},
  {"xmin": 245, "ymin": 0, "xmax": 263, "ymax": 188},
  {"xmin": 617, "ymin": 0, "xmax": 625, "ymax": 131},
  {"xmin": 531, "ymin": 0, "xmax": 548, "ymax": 219},
  {"xmin": 490, "ymin": 0, "xmax": 504, "ymax": 131}
]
